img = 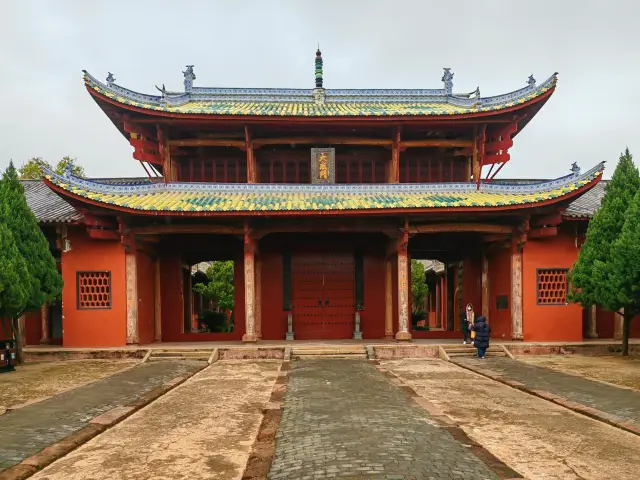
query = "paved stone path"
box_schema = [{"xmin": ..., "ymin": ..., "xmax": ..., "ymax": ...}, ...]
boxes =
[
  {"xmin": 270, "ymin": 359, "xmax": 499, "ymax": 480},
  {"xmin": 455, "ymin": 357, "xmax": 640, "ymax": 423},
  {"xmin": 0, "ymin": 360, "xmax": 203, "ymax": 472},
  {"xmin": 31, "ymin": 361, "xmax": 280, "ymax": 480}
]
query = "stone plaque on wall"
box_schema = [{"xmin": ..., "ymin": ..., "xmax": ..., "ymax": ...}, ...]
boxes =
[{"xmin": 311, "ymin": 148, "xmax": 335, "ymax": 184}]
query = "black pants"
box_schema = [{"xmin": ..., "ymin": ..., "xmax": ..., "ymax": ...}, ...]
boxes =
[{"xmin": 462, "ymin": 325, "xmax": 469, "ymax": 342}]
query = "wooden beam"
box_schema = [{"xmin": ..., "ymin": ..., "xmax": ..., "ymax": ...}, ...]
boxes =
[
  {"xmin": 253, "ymin": 136, "xmax": 393, "ymax": 148},
  {"xmin": 167, "ymin": 138, "xmax": 246, "ymax": 148},
  {"xmin": 245, "ymin": 126, "xmax": 256, "ymax": 183},
  {"xmin": 400, "ymin": 138, "xmax": 473, "ymax": 148},
  {"xmin": 130, "ymin": 224, "xmax": 242, "ymax": 235},
  {"xmin": 482, "ymin": 233, "xmax": 511, "ymax": 243},
  {"xmin": 533, "ymin": 213, "xmax": 562, "ymax": 227},
  {"xmin": 410, "ymin": 223, "xmax": 513, "ymax": 234},
  {"xmin": 253, "ymin": 223, "xmax": 398, "ymax": 238},
  {"xmin": 528, "ymin": 226, "xmax": 558, "ymax": 239}
]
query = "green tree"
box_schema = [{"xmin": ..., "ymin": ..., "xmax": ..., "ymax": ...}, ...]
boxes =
[
  {"xmin": 54, "ymin": 156, "xmax": 85, "ymax": 178},
  {"xmin": 18, "ymin": 156, "xmax": 85, "ymax": 180},
  {"xmin": 411, "ymin": 259, "xmax": 428, "ymax": 314},
  {"xmin": 18, "ymin": 157, "xmax": 52, "ymax": 180},
  {"xmin": 0, "ymin": 223, "xmax": 31, "ymax": 345},
  {"xmin": 0, "ymin": 162, "xmax": 63, "ymax": 362},
  {"xmin": 193, "ymin": 261, "xmax": 235, "ymax": 312},
  {"xmin": 568, "ymin": 149, "xmax": 640, "ymax": 355}
]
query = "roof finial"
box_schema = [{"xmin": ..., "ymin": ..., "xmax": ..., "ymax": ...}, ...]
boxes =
[
  {"xmin": 315, "ymin": 46, "xmax": 323, "ymax": 88},
  {"xmin": 183, "ymin": 65, "xmax": 196, "ymax": 93},
  {"xmin": 571, "ymin": 162, "xmax": 580, "ymax": 175},
  {"xmin": 527, "ymin": 74, "xmax": 536, "ymax": 87},
  {"xmin": 106, "ymin": 72, "xmax": 116, "ymax": 85},
  {"xmin": 442, "ymin": 68, "xmax": 454, "ymax": 95}
]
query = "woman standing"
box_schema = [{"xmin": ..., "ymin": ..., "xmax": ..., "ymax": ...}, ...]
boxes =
[
  {"xmin": 460, "ymin": 303, "xmax": 475, "ymax": 344},
  {"xmin": 472, "ymin": 315, "xmax": 491, "ymax": 359}
]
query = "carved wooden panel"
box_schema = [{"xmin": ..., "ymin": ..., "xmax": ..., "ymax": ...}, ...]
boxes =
[
  {"xmin": 77, "ymin": 271, "xmax": 111, "ymax": 309},
  {"xmin": 536, "ymin": 268, "xmax": 568, "ymax": 305}
]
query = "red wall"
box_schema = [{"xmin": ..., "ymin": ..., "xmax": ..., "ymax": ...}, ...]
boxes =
[
  {"xmin": 488, "ymin": 247, "xmax": 512, "ymax": 340},
  {"xmin": 596, "ymin": 308, "xmax": 640, "ymax": 338},
  {"xmin": 363, "ymin": 253, "xmax": 386, "ymax": 339},
  {"xmin": 260, "ymin": 252, "xmax": 286, "ymax": 340},
  {"xmin": 463, "ymin": 256, "xmax": 482, "ymax": 315},
  {"xmin": 522, "ymin": 231, "xmax": 582, "ymax": 342},
  {"xmin": 24, "ymin": 311, "xmax": 41, "ymax": 345},
  {"xmin": 61, "ymin": 227, "xmax": 127, "ymax": 347},
  {"xmin": 136, "ymin": 251, "xmax": 155, "ymax": 344}
]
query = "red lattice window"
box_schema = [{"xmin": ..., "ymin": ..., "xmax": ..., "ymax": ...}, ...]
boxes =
[
  {"xmin": 536, "ymin": 269, "xmax": 568, "ymax": 305},
  {"xmin": 77, "ymin": 271, "xmax": 112, "ymax": 309}
]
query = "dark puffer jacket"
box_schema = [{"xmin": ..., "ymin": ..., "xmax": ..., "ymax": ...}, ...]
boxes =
[{"xmin": 472, "ymin": 316, "xmax": 491, "ymax": 349}]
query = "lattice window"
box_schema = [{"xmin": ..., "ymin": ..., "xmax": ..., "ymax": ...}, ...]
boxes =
[
  {"xmin": 77, "ymin": 271, "xmax": 112, "ymax": 309},
  {"xmin": 536, "ymin": 269, "xmax": 568, "ymax": 305}
]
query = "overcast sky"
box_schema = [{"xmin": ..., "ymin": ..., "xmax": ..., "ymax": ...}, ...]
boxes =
[{"xmin": 1, "ymin": 0, "xmax": 638, "ymax": 179}]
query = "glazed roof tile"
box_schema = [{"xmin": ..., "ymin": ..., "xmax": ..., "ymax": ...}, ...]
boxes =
[
  {"xmin": 43, "ymin": 163, "xmax": 603, "ymax": 216},
  {"xmin": 84, "ymin": 69, "xmax": 558, "ymax": 117},
  {"xmin": 21, "ymin": 180, "xmax": 82, "ymax": 223}
]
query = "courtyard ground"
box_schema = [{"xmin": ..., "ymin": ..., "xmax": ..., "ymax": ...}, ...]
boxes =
[
  {"xmin": 383, "ymin": 359, "xmax": 640, "ymax": 480},
  {"xmin": 517, "ymin": 354, "xmax": 640, "ymax": 390},
  {"xmin": 30, "ymin": 360, "xmax": 280, "ymax": 480},
  {"xmin": 0, "ymin": 360, "xmax": 138, "ymax": 411},
  {"xmin": 0, "ymin": 360, "xmax": 203, "ymax": 473}
]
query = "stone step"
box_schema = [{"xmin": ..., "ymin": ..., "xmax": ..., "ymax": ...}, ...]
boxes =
[
  {"xmin": 291, "ymin": 348, "xmax": 365, "ymax": 356},
  {"xmin": 152, "ymin": 351, "xmax": 211, "ymax": 358},
  {"xmin": 292, "ymin": 354, "xmax": 368, "ymax": 359},
  {"xmin": 147, "ymin": 356, "xmax": 207, "ymax": 362},
  {"xmin": 444, "ymin": 347, "xmax": 503, "ymax": 354},
  {"xmin": 447, "ymin": 352, "xmax": 506, "ymax": 358}
]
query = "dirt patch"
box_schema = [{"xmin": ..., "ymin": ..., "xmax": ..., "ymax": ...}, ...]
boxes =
[
  {"xmin": 518, "ymin": 355, "xmax": 640, "ymax": 391},
  {"xmin": 383, "ymin": 359, "xmax": 640, "ymax": 480},
  {"xmin": 0, "ymin": 360, "xmax": 137, "ymax": 410}
]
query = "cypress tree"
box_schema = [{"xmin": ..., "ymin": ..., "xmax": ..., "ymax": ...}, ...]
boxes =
[
  {"xmin": 568, "ymin": 149, "xmax": 640, "ymax": 354},
  {"xmin": 0, "ymin": 162, "xmax": 63, "ymax": 362},
  {"xmin": 0, "ymin": 223, "xmax": 30, "ymax": 335}
]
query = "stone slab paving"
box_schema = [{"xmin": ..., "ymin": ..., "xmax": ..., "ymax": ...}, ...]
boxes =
[
  {"xmin": 30, "ymin": 360, "xmax": 280, "ymax": 480},
  {"xmin": 455, "ymin": 357, "xmax": 640, "ymax": 423},
  {"xmin": 0, "ymin": 360, "xmax": 203, "ymax": 472},
  {"xmin": 383, "ymin": 359, "xmax": 640, "ymax": 480},
  {"xmin": 270, "ymin": 359, "xmax": 500, "ymax": 480}
]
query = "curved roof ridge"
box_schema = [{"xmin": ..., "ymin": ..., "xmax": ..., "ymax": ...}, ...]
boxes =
[
  {"xmin": 43, "ymin": 162, "xmax": 603, "ymax": 199},
  {"xmin": 83, "ymin": 68, "xmax": 558, "ymax": 116}
]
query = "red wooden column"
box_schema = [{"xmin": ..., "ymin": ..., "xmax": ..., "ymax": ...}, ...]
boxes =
[
  {"xmin": 245, "ymin": 126, "xmax": 257, "ymax": 183},
  {"xmin": 40, "ymin": 304, "xmax": 50, "ymax": 344},
  {"xmin": 481, "ymin": 254, "xmax": 490, "ymax": 319},
  {"xmin": 255, "ymin": 250, "xmax": 262, "ymax": 339},
  {"xmin": 510, "ymin": 237, "xmax": 523, "ymax": 340},
  {"xmin": 395, "ymin": 228, "xmax": 412, "ymax": 341},
  {"xmin": 242, "ymin": 225, "xmax": 258, "ymax": 342},
  {"xmin": 435, "ymin": 280, "xmax": 442, "ymax": 329},
  {"xmin": 385, "ymin": 239, "xmax": 394, "ymax": 339},
  {"xmin": 154, "ymin": 258, "xmax": 162, "ymax": 342},
  {"xmin": 125, "ymin": 250, "xmax": 139, "ymax": 344},
  {"xmin": 389, "ymin": 126, "xmax": 400, "ymax": 183}
]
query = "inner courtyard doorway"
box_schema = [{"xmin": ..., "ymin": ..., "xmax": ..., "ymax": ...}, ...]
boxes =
[{"xmin": 292, "ymin": 253, "xmax": 355, "ymax": 339}]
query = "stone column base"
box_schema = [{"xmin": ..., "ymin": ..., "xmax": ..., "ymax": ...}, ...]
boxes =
[
  {"xmin": 384, "ymin": 333, "xmax": 394, "ymax": 340},
  {"xmin": 395, "ymin": 331, "xmax": 412, "ymax": 341},
  {"xmin": 242, "ymin": 334, "xmax": 258, "ymax": 343},
  {"xmin": 511, "ymin": 334, "xmax": 523, "ymax": 341},
  {"xmin": 586, "ymin": 332, "xmax": 599, "ymax": 339}
]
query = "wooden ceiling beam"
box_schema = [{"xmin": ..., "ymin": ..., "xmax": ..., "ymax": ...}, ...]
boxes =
[
  {"xmin": 130, "ymin": 224, "xmax": 242, "ymax": 235},
  {"xmin": 400, "ymin": 139, "xmax": 473, "ymax": 148},
  {"xmin": 410, "ymin": 223, "xmax": 513, "ymax": 234},
  {"xmin": 167, "ymin": 139, "xmax": 246, "ymax": 148},
  {"xmin": 253, "ymin": 137, "xmax": 393, "ymax": 147}
]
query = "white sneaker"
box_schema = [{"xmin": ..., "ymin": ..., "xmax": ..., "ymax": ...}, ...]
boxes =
[{"xmin": 463, "ymin": 341, "xmax": 467, "ymax": 345}]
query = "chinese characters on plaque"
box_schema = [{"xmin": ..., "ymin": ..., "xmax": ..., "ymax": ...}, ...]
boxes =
[{"xmin": 311, "ymin": 148, "xmax": 335, "ymax": 184}]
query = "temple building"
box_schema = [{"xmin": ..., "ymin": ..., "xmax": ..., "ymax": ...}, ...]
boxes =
[{"xmin": 20, "ymin": 51, "xmax": 639, "ymax": 347}]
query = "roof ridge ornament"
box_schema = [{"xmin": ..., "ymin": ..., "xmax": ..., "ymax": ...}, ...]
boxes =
[
  {"xmin": 527, "ymin": 74, "xmax": 536, "ymax": 87},
  {"xmin": 312, "ymin": 47, "xmax": 325, "ymax": 105},
  {"xmin": 106, "ymin": 72, "xmax": 116, "ymax": 86},
  {"xmin": 571, "ymin": 162, "xmax": 580, "ymax": 175},
  {"xmin": 183, "ymin": 65, "xmax": 196, "ymax": 93},
  {"xmin": 442, "ymin": 68, "xmax": 454, "ymax": 95}
]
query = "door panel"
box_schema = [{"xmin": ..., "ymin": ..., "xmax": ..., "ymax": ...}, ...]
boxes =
[{"xmin": 292, "ymin": 253, "xmax": 355, "ymax": 339}]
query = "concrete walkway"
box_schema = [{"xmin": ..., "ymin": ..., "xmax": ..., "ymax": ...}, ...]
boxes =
[
  {"xmin": 269, "ymin": 359, "xmax": 501, "ymax": 480},
  {"xmin": 30, "ymin": 361, "xmax": 280, "ymax": 480},
  {"xmin": 454, "ymin": 357, "xmax": 640, "ymax": 425},
  {"xmin": 0, "ymin": 361, "xmax": 203, "ymax": 472}
]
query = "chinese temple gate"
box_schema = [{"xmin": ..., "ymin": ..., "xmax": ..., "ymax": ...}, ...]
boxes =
[{"xmin": 36, "ymin": 50, "xmax": 609, "ymax": 347}]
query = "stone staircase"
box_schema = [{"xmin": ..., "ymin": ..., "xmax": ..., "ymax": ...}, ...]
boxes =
[
  {"xmin": 289, "ymin": 346, "xmax": 368, "ymax": 360},
  {"xmin": 146, "ymin": 349, "xmax": 212, "ymax": 362},
  {"xmin": 441, "ymin": 343, "xmax": 508, "ymax": 359}
]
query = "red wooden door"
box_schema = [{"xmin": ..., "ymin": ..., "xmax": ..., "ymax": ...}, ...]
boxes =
[{"xmin": 292, "ymin": 253, "xmax": 354, "ymax": 339}]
